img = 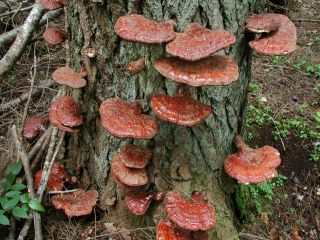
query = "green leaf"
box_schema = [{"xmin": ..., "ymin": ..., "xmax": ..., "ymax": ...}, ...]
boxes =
[
  {"xmin": 12, "ymin": 207, "xmax": 29, "ymax": 219},
  {"xmin": 11, "ymin": 183, "xmax": 26, "ymax": 191},
  {"xmin": 21, "ymin": 203, "xmax": 30, "ymax": 212},
  {"xmin": 5, "ymin": 191, "xmax": 21, "ymax": 198},
  {"xmin": 0, "ymin": 197, "xmax": 8, "ymax": 209},
  {"xmin": 0, "ymin": 214, "xmax": 10, "ymax": 225},
  {"xmin": 20, "ymin": 193, "xmax": 30, "ymax": 204},
  {"xmin": 7, "ymin": 162, "xmax": 23, "ymax": 175},
  {"xmin": 2, "ymin": 196, "xmax": 20, "ymax": 211},
  {"xmin": 2, "ymin": 174, "xmax": 16, "ymax": 191},
  {"xmin": 28, "ymin": 200, "xmax": 45, "ymax": 212}
]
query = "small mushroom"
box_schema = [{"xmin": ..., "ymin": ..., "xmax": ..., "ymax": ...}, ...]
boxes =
[
  {"xmin": 22, "ymin": 116, "xmax": 47, "ymax": 142},
  {"xmin": 154, "ymin": 56, "xmax": 239, "ymax": 87},
  {"xmin": 114, "ymin": 14, "xmax": 177, "ymax": 44},
  {"xmin": 43, "ymin": 27, "xmax": 67, "ymax": 45},
  {"xmin": 246, "ymin": 13, "xmax": 297, "ymax": 55},
  {"xmin": 127, "ymin": 58, "xmax": 145, "ymax": 75},
  {"xmin": 166, "ymin": 23, "xmax": 236, "ymax": 61},
  {"xmin": 165, "ymin": 191, "xmax": 216, "ymax": 231},
  {"xmin": 40, "ymin": 0, "xmax": 64, "ymax": 10},
  {"xmin": 99, "ymin": 98, "xmax": 159, "ymax": 139},
  {"xmin": 52, "ymin": 67, "xmax": 87, "ymax": 88},
  {"xmin": 151, "ymin": 86, "xmax": 212, "ymax": 126},
  {"xmin": 119, "ymin": 145, "xmax": 152, "ymax": 169},
  {"xmin": 51, "ymin": 189, "xmax": 98, "ymax": 217},
  {"xmin": 224, "ymin": 135, "xmax": 281, "ymax": 184},
  {"xmin": 157, "ymin": 219, "xmax": 192, "ymax": 240}
]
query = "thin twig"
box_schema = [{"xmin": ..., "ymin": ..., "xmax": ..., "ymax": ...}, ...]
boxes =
[
  {"xmin": 17, "ymin": 217, "xmax": 32, "ymax": 240},
  {"xmin": 270, "ymin": 116, "xmax": 286, "ymax": 151},
  {"xmin": 0, "ymin": 4, "xmax": 34, "ymax": 17},
  {"xmin": 30, "ymin": 128, "xmax": 52, "ymax": 170},
  {"xmin": 292, "ymin": 18, "xmax": 320, "ymax": 23},
  {"xmin": 47, "ymin": 189, "xmax": 80, "ymax": 194},
  {"xmin": 87, "ymin": 227, "xmax": 156, "ymax": 239},
  {"xmin": 28, "ymin": 126, "xmax": 53, "ymax": 161},
  {"xmin": 239, "ymin": 232, "xmax": 269, "ymax": 240}
]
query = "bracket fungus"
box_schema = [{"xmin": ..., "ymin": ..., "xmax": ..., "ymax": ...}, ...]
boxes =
[
  {"xmin": 151, "ymin": 86, "xmax": 212, "ymax": 126},
  {"xmin": 166, "ymin": 23, "xmax": 236, "ymax": 61},
  {"xmin": 165, "ymin": 191, "xmax": 216, "ymax": 231},
  {"xmin": 114, "ymin": 14, "xmax": 176, "ymax": 44},
  {"xmin": 49, "ymin": 96, "xmax": 83, "ymax": 132},
  {"xmin": 157, "ymin": 219, "xmax": 192, "ymax": 240},
  {"xmin": 22, "ymin": 116, "xmax": 47, "ymax": 141},
  {"xmin": 246, "ymin": 13, "xmax": 297, "ymax": 55},
  {"xmin": 43, "ymin": 27, "xmax": 67, "ymax": 45},
  {"xmin": 52, "ymin": 67, "xmax": 87, "ymax": 88},
  {"xmin": 99, "ymin": 98, "xmax": 159, "ymax": 139},
  {"xmin": 224, "ymin": 135, "xmax": 281, "ymax": 184},
  {"xmin": 154, "ymin": 56, "xmax": 239, "ymax": 87},
  {"xmin": 120, "ymin": 145, "xmax": 152, "ymax": 169},
  {"xmin": 40, "ymin": 0, "xmax": 65, "ymax": 10},
  {"xmin": 51, "ymin": 189, "xmax": 98, "ymax": 217}
]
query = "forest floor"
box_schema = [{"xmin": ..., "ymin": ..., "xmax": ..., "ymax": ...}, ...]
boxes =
[{"xmin": 0, "ymin": 0, "xmax": 319, "ymax": 240}]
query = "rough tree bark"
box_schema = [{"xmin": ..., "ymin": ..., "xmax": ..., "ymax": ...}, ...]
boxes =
[{"xmin": 66, "ymin": 0, "xmax": 259, "ymax": 239}]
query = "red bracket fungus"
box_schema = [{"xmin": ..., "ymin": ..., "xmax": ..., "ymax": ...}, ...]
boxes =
[
  {"xmin": 114, "ymin": 14, "xmax": 177, "ymax": 44},
  {"xmin": 40, "ymin": 0, "xmax": 65, "ymax": 10},
  {"xmin": 120, "ymin": 145, "xmax": 152, "ymax": 169},
  {"xmin": 165, "ymin": 191, "xmax": 216, "ymax": 231},
  {"xmin": 51, "ymin": 189, "xmax": 98, "ymax": 217},
  {"xmin": 52, "ymin": 67, "xmax": 87, "ymax": 88},
  {"xmin": 43, "ymin": 27, "xmax": 67, "ymax": 45},
  {"xmin": 49, "ymin": 96, "xmax": 83, "ymax": 132},
  {"xmin": 111, "ymin": 154, "xmax": 148, "ymax": 187},
  {"xmin": 99, "ymin": 98, "xmax": 159, "ymax": 139},
  {"xmin": 157, "ymin": 219, "xmax": 192, "ymax": 240},
  {"xmin": 154, "ymin": 56, "xmax": 239, "ymax": 87},
  {"xmin": 224, "ymin": 135, "xmax": 281, "ymax": 184},
  {"xmin": 166, "ymin": 23, "xmax": 236, "ymax": 61},
  {"xmin": 22, "ymin": 116, "xmax": 47, "ymax": 141},
  {"xmin": 151, "ymin": 86, "xmax": 212, "ymax": 126},
  {"xmin": 246, "ymin": 13, "xmax": 297, "ymax": 55}
]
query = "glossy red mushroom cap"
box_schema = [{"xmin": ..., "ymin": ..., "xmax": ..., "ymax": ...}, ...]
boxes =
[
  {"xmin": 111, "ymin": 154, "xmax": 148, "ymax": 187},
  {"xmin": 40, "ymin": 0, "xmax": 64, "ymax": 10},
  {"xmin": 43, "ymin": 27, "xmax": 67, "ymax": 45},
  {"xmin": 154, "ymin": 56, "xmax": 239, "ymax": 87},
  {"xmin": 120, "ymin": 145, "xmax": 152, "ymax": 169},
  {"xmin": 246, "ymin": 13, "xmax": 297, "ymax": 55},
  {"xmin": 115, "ymin": 14, "xmax": 176, "ymax": 44},
  {"xmin": 224, "ymin": 135, "xmax": 281, "ymax": 184},
  {"xmin": 99, "ymin": 98, "xmax": 159, "ymax": 139},
  {"xmin": 22, "ymin": 116, "xmax": 47, "ymax": 141},
  {"xmin": 125, "ymin": 191, "xmax": 154, "ymax": 215},
  {"xmin": 157, "ymin": 219, "xmax": 192, "ymax": 240},
  {"xmin": 166, "ymin": 23, "xmax": 236, "ymax": 61},
  {"xmin": 165, "ymin": 191, "xmax": 216, "ymax": 231},
  {"xmin": 52, "ymin": 67, "xmax": 87, "ymax": 89},
  {"xmin": 51, "ymin": 189, "xmax": 98, "ymax": 217}
]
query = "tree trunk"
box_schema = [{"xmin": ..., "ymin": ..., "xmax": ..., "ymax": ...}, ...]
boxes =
[{"xmin": 66, "ymin": 0, "xmax": 259, "ymax": 239}]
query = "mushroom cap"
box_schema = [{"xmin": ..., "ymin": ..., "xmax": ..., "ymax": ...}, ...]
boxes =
[
  {"xmin": 34, "ymin": 162, "xmax": 71, "ymax": 191},
  {"xmin": 157, "ymin": 219, "xmax": 192, "ymax": 240},
  {"xmin": 49, "ymin": 96, "xmax": 83, "ymax": 132},
  {"xmin": 224, "ymin": 135, "xmax": 281, "ymax": 184},
  {"xmin": 22, "ymin": 116, "xmax": 47, "ymax": 141},
  {"xmin": 154, "ymin": 56, "xmax": 239, "ymax": 87},
  {"xmin": 246, "ymin": 14, "xmax": 297, "ymax": 55},
  {"xmin": 114, "ymin": 14, "xmax": 176, "ymax": 44},
  {"xmin": 151, "ymin": 93, "xmax": 212, "ymax": 127},
  {"xmin": 125, "ymin": 191, "xmax": 154, "ymax": 215},
  {"xmin": 166, "ymin": 23, "xmax": 236, "ymax": 61},
  {"xmin": 51, "ymin": 189, "xmax": 98, "ymax": 217},
  {"xmin": 52, "ymin": 67, "xmax": 87, "ymax": 89},
  {"xmin": 119, "ymin": 145, "xmax": 152, "ymax": 169},
  {"xmin": 165, "ymin": 191, "xmax": 216, "ymax": 231},
  {"xmin": 111, "ymin": 154, "xmax": 148, "ymax": 187},
  {"xmin": 99, "ymin": 98, "xmax": 159, "ymax": 139},
  {"xmin": 40, "ymin": 0, "xmax": 63, "ymax": 10},
  {"xmin": 43, "ymin": 27, "xmax": 67, "ymax": 45}
]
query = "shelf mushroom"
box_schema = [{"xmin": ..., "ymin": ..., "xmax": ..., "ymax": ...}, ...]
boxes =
[
  {"xmin": 43, "ymin": 27, "xmax": 67, "ymax": 45},
  {"xmin": 40, "ymin": 0, "xmax": 65, "ymax": 10},
  {"xmin": 119, "ymin": 145, "xmax": 152, "ymax": 169},
  {"xmin": 22, "ymin": 116, "xmax": 47, "ymax": 142},
  {"xmin": 224, "ymin": 135, "xmax": 281, "ymax": 184},
  {"xmin": 246, "ymin": 13, "xmax": 297, "ymax": 55},
  {"xmin": 114, "ymin": 14, "xmax": 176, "ymax": 44},
  {"xmin": 52, "ymin": 67, "xmax": 87, "ymax": 88},
  {"xmin": 157, "ymin": 219, "xmax": 192, "ymax": 240}
]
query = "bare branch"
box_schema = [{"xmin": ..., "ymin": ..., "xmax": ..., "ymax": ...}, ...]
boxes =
[{"xmin": 0, "ymin": 4, "xmax": 35, "ymax": 17}]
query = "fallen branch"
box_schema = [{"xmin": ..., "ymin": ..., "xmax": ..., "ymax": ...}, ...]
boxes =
[{"xmin": 28, "ymin": 126, "xmax": 53, "ymax": 161}]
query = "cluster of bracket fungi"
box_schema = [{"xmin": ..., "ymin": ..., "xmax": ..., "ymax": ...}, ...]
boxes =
[{"xmin": 24, "ymin": 0, "xmax": 297, "ymax": 238}]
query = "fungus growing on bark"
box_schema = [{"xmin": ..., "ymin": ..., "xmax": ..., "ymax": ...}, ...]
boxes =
[
  {"xmin": 151, "ymin": 86, "xmax": 212, "ymax": 126},
  {"xmin": 52, "ymin": 67, "xmax": 87, "ymax": 88},
  {"xmin": 49, "ymin": 96, "xmax": 83, "ymax": 132},
  {"xmin": 224, "ymin": 134, "xmax": 281, "ymax": 184},
  {"xmin": 51, "ymin": 189, "xmax": 98, "ymax": 217},
  {"xmin": 119, "ymin": 145, "xmax": 152, "ymax": 169},
  {"xmin": 22, "ymin": 116, "xmax": 47, "ymax": 141},
  {"xmin": 34, "ymin": 162, "xmax": 72, "ymax": 191},
  {"xmin": 127, "ymin": 58, "xmax": 145, "ymax": 75},
  {"xmin": 111, "ymin": 154, "xmax": 148, "ymax": 187},
  {"xmin": 40, "ymin": 0, "xmax": 64, "ymax": 10},
  {"xmin": 43, "ymin": 27, "xmax": 67, "ymax": 45},
  {"xmin": 114, "ymin": 14, "xmax": 176, "ymax": 44},
  {"xmin": 166, "ymin": 23, "xmax": 236, "ymax": 61},
  {"xmin": 157, "ymin": 219, "xmax": 192, "ymax": 240},
  {"xmin": 154, "ymin": 56, "xmax": 239, "ymax": 87},
  {"xmin": 82, "ymin": 48, "xmax": 97, "ymax": 58},
  {"xmin": 165, "ymin": 191, "xmax": 216, "ymax": 231},
  {"xmin": 99, "ymin": 98, "xmax": 159, "ymax": 139},
  {"xmin": 246, "ymin": 13, "xmax": 297, "ymax": 55}
]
